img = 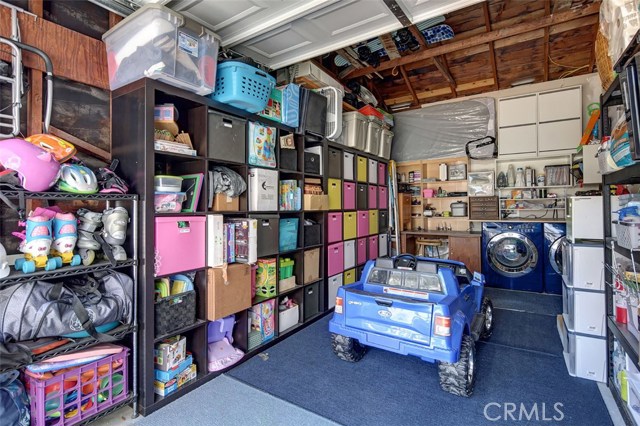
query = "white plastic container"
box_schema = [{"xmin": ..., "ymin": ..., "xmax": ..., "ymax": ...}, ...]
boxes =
[
  {"xmin": 557, "ymin": 315, "xmax": 607, "ymax": 383},
  {"xmin": 562, "ymin": 281, "xmax": 606, "ymax": 336},
  {"xmin": 103, "ymin": 4, "xmax": 220, "ymax": 95},
  {"xmin": 364, "ymin": 116, "xmax": 382, "ymax": 155},
  {"xmin": 340, "ymin": 112, "xmax": 367, "ymax": 150},
  {"xmin": 378, "ymin": 128, "xmax": 393, "ymax": 159},
  {"xmin": 154, "ymin": 175, "xmax": 183, "ymax": 192}
]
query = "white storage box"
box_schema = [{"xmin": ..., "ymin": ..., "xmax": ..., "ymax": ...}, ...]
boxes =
[
  {"xmin": 327, "ymin": 274, "xmax": 343, "ymax": 309},
  {"xmin": 379, "ymin": 234, "xmax": 388, "ymax": 257},
  {"xmin": 103, "ymin": 4, "xmax": 220, "ymax": 95},
  {"xmin": 557, "ymin": 315, "xmax": 606, "ymax": 382},
  {"xmin": 207, "ymin": 214, "xmax": 224, "ymax": 267},
  {"xmin": 248, "ymin": 168, "xmax": 278, "ymax": 211},
  {"xmin": 379, "ymin": 128, "xmax": 393, "ymax": 160},
  {"xmin": 344, "ymin": 239, "xmax": 356, "ymax": 270},
  {"xmin": 278, "ymin": 304, "xmax": 300, "ymax": 333},
  {"xmin": 340, "ymin": 112, "xmax": 367, "ymax": 151},
  {"xmin": 343, "ymin": 152, "xmax": 355, "ymax": 181},
  {"xmin": 562, "ymin": 281, "xmax": 605, "ymax": 336},
  {"xmin": 562, "ymin": 242, "xmax": 604, "ymax": 291},
  {"xmin": 364, "ymin": 116, "xmax": 382, "ymax": 155},
  {"xmin": 368, "ymin": 159, "xmax": 377, "ymax": 184}
]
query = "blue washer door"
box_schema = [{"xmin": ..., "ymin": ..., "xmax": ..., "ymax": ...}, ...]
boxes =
[
  {"xmin": 487, "ymin": 232, "xmax": 539, "ymax": 277},
  {"xmin": 548, "ymin": 236, "xmax": 565, "ymax": 275}
]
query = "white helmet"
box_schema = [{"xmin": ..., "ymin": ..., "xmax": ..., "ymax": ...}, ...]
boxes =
[
  {"xmin": 57, "ymin": 164, "xmax": 98, "ymax": 194},
  {"xmin": 0, "ymin": 243, "xmax": 9, "ymax": 278}
]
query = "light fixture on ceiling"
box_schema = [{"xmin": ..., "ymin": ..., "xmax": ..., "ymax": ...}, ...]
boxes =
[
  {"xmin": 390, "ymin": 101, "xmax": 412, "ymax": 111},
  {"xmin": 510, "ymin": 77, "xmax": 536, "ymax": 87}
]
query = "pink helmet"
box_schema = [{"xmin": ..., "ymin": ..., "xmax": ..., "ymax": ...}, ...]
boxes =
[{"xmin": 0, "ymin": 138, "xmax": 61, "ymax": 191}]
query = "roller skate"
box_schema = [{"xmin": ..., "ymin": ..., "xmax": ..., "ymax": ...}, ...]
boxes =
[
  {"xmin": 101, "ymin": 207, "xmax": 129, "ymax": 262},
  {"xmin": 50, "ymin": 212, "xmax": 82, "ymax": 268},
  {"xmin": 76, "ymin": 208, "xmax": 103, "ymax": 266},
  {"xmin": 14, "ymin": 215, "xmax": 59, "ymax": 273}
]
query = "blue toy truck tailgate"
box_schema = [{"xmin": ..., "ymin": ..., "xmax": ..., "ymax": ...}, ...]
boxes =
[{"xmin": 343, "ymin": 289, "xmax": 433, "ymax": 347}]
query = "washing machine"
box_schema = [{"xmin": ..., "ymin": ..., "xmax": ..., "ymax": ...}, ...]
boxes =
[
  {"xmin": 482, "ymin": 222, "xmax": 544, "ymax": 292},
  {"xmin": 543, "ymin": 223, "xmax": 566, "ymax": 295}
]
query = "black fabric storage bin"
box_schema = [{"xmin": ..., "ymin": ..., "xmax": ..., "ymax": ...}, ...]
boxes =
[
  {"xmin": 208, "ymin": 110, "xmax": 246, "ymax": 163},
  {"xmin": 379, "ymin": 210, "xmax": 388, "ymax": 233},
  {"xmin": 304, "ymin": 282, "xmax": 320, "ymax": 320},
  {"xmin": 304, "ymin": 152, "xmax": 321, "ymax": 175},
  {"xmin": 328, "ymin": 147, "xmax": 342, "ymax": 179},
  {"xmin": 357, "ymin": 265, "xmax": 365, "ymax": 281},
  {"xmin": 304, "ymin": 223, "xmax": 322, "ymax": 247},
  {"xmin": 297, "ymin": 88, "xmax": 327, "ymax": 138},
  {"xmin": 280, "ymin": 149, "xmax": 298, "ymax": 171},
  {"xmin": 154, "ymin": 290, "xmax": 196, "ymax": 337},
  {"xmin": 357, "ymin": 184, "xmax": 368, "ymax": 210},
  {"xmin": 250, "ymin": 214, "xmax": 279, "ymax": 257}
]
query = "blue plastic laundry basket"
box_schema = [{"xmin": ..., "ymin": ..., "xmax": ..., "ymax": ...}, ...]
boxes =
[{"xmin": 211, "ymin": 61, "xmax": 276, "ymax": 113}]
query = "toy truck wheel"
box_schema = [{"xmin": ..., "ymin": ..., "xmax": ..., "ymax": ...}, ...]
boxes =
[
  {"xmin": 480, "ymin": 297, "xmax": 494, "ymax": 339},
  {"xmin": 438, "ymin": 335, "xmax": 476, "ymax": 397},
  {"xmin": 331, "ymin": 333, "xmax": 367, "ymax": 362}
]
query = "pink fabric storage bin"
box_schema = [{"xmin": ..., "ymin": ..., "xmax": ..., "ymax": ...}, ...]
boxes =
[
  {"xmin": 357, "ymin": 210, "xmax": 369, "ymax": 238},
  {"xmin": 378, "ymin": 186, "xmax": 388, "ymax": 209},
  {"xmin": 155, "ymin": 216, "xmax": 206, "ymax": 276},
  {"xmin": 368, "ymin": 235, "xmax": 378, "ymax": 261},
  {"xmin": 378, "ymin": 163, "xmax": 386, "ymax": 186},
  {"xmin": 357, "ymin": 238, "xmax": 367, "ymax": 265},
  {"xmin": 343, "ymin": 182, "xmax": 356, "ymax": 210},
  {"xmin": 423, "ymin": 188, "xmax": 434, "ymax": 198},
  {"xmin": 327, "ymin": 212, "xmax": 343, "ymax": 244},
  {"xmin": 368, "ymin": 185, "xmax": 377, "ymax": 209},
  {"xmin": 327, "ymin": 242, "xmax": 344, "ymax": 276}
]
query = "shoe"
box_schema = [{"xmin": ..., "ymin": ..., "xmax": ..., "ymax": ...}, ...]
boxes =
[{"xmin": 101, "ymin": 207, "xmax": 129, "ymax": 246}]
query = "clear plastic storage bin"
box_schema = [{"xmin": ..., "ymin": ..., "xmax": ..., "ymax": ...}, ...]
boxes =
[{"xmin": 103, "ymin": 4, "xmax": 220, "ymax": 95}]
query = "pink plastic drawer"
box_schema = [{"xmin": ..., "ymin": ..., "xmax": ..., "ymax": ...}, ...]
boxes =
[
  {"xmin": 368, "ymin": 185, "xmax": 377, "ymax": 209},
  {"xmin": 343, "ymin": 182, "xmax": 356, "ymax": 210},
  {"xmin": 378, "ymin": 163, "xmax": 386, "ymax": 186},
  {"xmin": 357, "ymin": 238, "xmax": 367, "ymax": 265},
  {"xmin": 327, "ymin": 212, "xmax": 343, "ymax": 244},
  {"xmin": 155, "ymin": 216, "xmax": 206, "ymax": 276},
  {"xmin": 327, "ymin": 242, "xmax": 344, "ymax": 276},
  {"xmin": 378, "ymin": 186, "xmax": 388, "ymax": 209},
  {"xmin": 357, "ymin": 210, "xmax": 369, "ymax": 238},
  {"xmin": 368, "ymin": 235, "xmax": 378, "ymax": 261}
]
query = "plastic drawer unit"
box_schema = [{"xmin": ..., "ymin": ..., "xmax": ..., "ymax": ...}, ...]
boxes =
[
  {"xmin": 328, "ymin": 147, "xmax": 342, "ymax": 179},
  {"xmin": 343, "ymin": 268, "xmax": 356, "ymax": 285},
  {"xmin": 368, "ymin": 236, "xmax": 378, "ymax": 260},
  {"xmin": 327, "ymin": 212, "xmax": 343, "ymax": 244},
  {"xmin": 368, "ymin": 185, "xmax": 378, "ymax": 209},
  {"xmin": 558, "ymin": 316, "xmax": 606, "ymax": 382},
  {"xmin": 368, "ymin": 159, "xmax": 378, "ymax": 184},
  {"xmin": 562, "ymin": 281, "xmax": 606, "ymax": 336},
  {"xmin": 343, "ymin": 211, "xmax": 357, "ymax": 240},
  {"xmin": 357, "ymin": 156, "xmax": 367, "ymax": 182},
  {"xmin": 343, "ymin": 152, "xmax": 355, "ymax": 181},
  {"xmin": 340, "ymin": 112, "xmax": 367, "ymax": 151},
  {"xmin": 378, "ymin": 162, "xmax": 387, "ymax": 186},
  {"xmin": 357, "ymin": 184, "xmax": 368, "ymax": 210},
  {"xmin": 327, "ymin": 242, "xmax": 344, "ymax": 277},
  {"xmin": 357, "ymin": 238, "xmax": 367, "ymax": 265},
  {"xmin": 155, "ymin": 216, "xmax": 206, "ymax": 276},
  {"xmin": 344, "ymin": 239, "xmax": 356, "ymax": 270},
  {"xmin": 207, "ymin": 111, "xmax": 246, "ymax": 163},
  {"xmin": 304, "ymin": 282, "xmax": 320, "ymax": 320},
  {"xmin": 378, "ymin": 186, "xmax": 388, "ymax": 209},
  {"xmin": 327, "ymin": 274, "xmax": 343, "ymax": 310},
  {"xmin": 379, "ymin": 234, "xmax": 388, "ymax": 257},
  {"xmin": 250, "ymin": 215, "xmax": 279, "ymax": 257},
  {"xmin": 369, "ymin": 210, "xmax": 379, "ymax": 236},
  {"xmin": 357, "ymin": 211, "xmax": 369, "ymax": 238},
  {"xmin": 343, "ymin": 182, "xmax": 356, "ymax": 210},
  {"xmin": 328, "ymin": 179, "xmax": 342, "ymax": 210}
]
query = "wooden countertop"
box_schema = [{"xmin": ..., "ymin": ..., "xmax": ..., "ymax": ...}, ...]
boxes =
[{"xmin": 400, "ymin": 230, "xmax": 482, "ymax": 238}]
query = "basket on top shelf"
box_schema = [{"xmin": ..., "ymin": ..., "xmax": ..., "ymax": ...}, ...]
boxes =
[
  {"xmin": 211, "ymin": 59, "xmax": 276, "ymax": 113},
  {"xmin": 614, "ymin": 220, "xmax": 640, "ymax": 250}
]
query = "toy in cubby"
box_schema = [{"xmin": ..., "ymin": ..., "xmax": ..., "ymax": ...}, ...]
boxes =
[
  {"xmin": 255, "ymin": 258, "xmax": 277, "ymax": 299},
  {"xmin": 279, "ymin": 258, "xmax": 296, "ymax": 292},
  {"xmin": 207, "ymin": 315, "xmax": 244, "ymax": 372},
  {"xmin": 278, "ymin": 296, "xmax": 299, "ymax": 333},
  {"xmin": 248, "ymin": 299, "xmax": 275, "ymax": 350},
  {"xmin": 153, "ymin": 335, "xmax": 197, "ymax": 397}
]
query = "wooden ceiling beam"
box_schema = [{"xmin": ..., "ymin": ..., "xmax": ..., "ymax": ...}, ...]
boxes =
[
  {"xmin": 549, "ymin": 15, "xmax": 599, "ymax": 35},
  {"xmin": 482, "ymin": 1, "xmax": 499, "ymax": 91},
  {"xmin": 432, "ymin": 55, "xmax": 457, "ymax": 96},
  {"xmin": 399, "ymin": 65, "xmax": 419, "ymax": 105},
  {"xmin": 409, "ymin": 25, "xmax": 427, "ymax": 49},
  {"xmin": 588, "ymin": 21, "xmax": 599, "ymax": 73},
  {"xmin": 494, "ymin": 29, "xmax": 545, "ymax": 49},
  {"xmin": 385, "ymin": 78, "xmax": 495, "ymax": 105},
  {"xmin": 346, "ymin": 2, "xmax": 600, "ymax": 79},
  {"xmin": 379, "ymin": 34, "xmax": 401, "ymax": 59},
  {"xmin": 543, "ymin": 1, "xmax": 551, "ymax": 82}
]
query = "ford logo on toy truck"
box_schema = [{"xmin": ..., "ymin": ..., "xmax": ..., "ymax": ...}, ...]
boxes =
[{"xmin": 329, "ymin": 254, "xmax": 494, "ymax": 397}]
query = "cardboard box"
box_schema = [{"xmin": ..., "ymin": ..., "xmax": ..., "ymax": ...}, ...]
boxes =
[
  {"xmin": 154, "ymin": 363, "xmax": 197, "ymax": 397},
  {"xmin": 154, "ymin": 335, "xmax": 186, "ymax": 372},
  {"xmin": 213, "ymin": 193, "xmax": 239, "ymax": 211},
  {"xmin": 154, "ymin": 354, "xmax": 193, "ymax": 382},
  {"xmin": 207, "ymin": 263, "xmax": 251, "ymax": 321},
  {"xmin": 207, "ymin": 215, "xmax": 224, "ymax": 268},
  {"xmin": 304, "ymin": 248, "xmax": 320, "ymax": 284},
  {"xmin": 304, "ymin": 194, "xmax": 328, "ymax": 211}
]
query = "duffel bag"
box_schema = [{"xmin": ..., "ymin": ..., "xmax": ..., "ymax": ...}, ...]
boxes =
[
  {"xmin": 0, "ymin": 271, "xmax": 133, "ymax": 343},
  {"xmin": 0, "ymin": 370, "xmax": 29, "ymax": 426},
  {"xmin": 465, "ymin": 136, "xmax": 497, "ymax": 160}
]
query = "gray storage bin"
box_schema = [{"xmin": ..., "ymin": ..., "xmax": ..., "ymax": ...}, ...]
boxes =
[
  {"xmin": 328, "ymin": 147, "xmax": 342, "ymax": 179},
  {"xmin": 340, "ymin": 112, "xmax": 367, "ymax": 150},
  {"xmin": 208, "ymin": 110, "xmax": 246, "ymax": 163},
  {"xmin": 304, "ymin": 282, "xmax": 320, "ymax": 320},
  {"xmin": 250, "ymin": 214, "xmax": 279, "ymax": 257},
  {"xmin": 364, "ymin": 116, "xmax": 382, "ymax": 155}
]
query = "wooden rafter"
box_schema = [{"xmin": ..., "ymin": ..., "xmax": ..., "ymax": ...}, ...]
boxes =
[
  {"xmin": 408, "ymin": 25, "xmax": 427, "ymax": 49},
  {"xmin": 482, "ymin": 1, "xmax": 499, "ymax": 90},
  {"xmin": 432, "ymin": 56, "xmax": 457, "ymax": 97},
  {"xmin": 347, "ymin": 2, "xmax": 600, "ymax": 79},
  {"xmin": 543, "ymin": 1, "xmax": 551, "ymax": 81},
  {"xmin": 399, "ymin": 65, "xmax": 419, "ymax": 105},
  {"xmin": 379, "ymin": 34, "xmax": 401, "ymax": 59},
  {"xmin": 386, "ymin": 78, "xmax": 495, "ymax": 105},
  {"xmin": 588, "ymin": 21, "xmax": 599, "ymax": 73}
]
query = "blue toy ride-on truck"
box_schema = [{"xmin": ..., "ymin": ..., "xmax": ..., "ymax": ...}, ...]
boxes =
[{"xmin": 329, "ymin": 254, "xmax": 494, "ymax": 397}]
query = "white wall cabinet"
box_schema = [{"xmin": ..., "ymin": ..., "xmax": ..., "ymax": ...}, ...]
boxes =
[{"xmin": 497, "ymin": 86, "xmax": 582, "ymax": 158}]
